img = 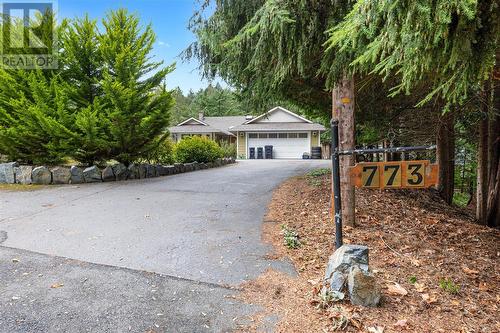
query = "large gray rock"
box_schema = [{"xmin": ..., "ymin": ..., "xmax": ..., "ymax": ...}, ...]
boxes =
[
  {"xmin": 348, "ymin": 266, "xmax": 381, "ymax": 307},
  {"xmin": 83, "ymin": 166, "xmax": 101, "ymax": 183},
  {"xmin": 14, "ymin": 165, "xmax": 32, "ymax": 184},
  {"xmin": 112, "ymin": 163, "xmax": 128, "ymax": 181},
  {"xmin": 0, "ymin": 162, "xmax": 17, "ymax": 184},
  {"xmin": 70, "ymin": 166, "xmax": 84, "ymax": 184},
  {"xmin": 138, "ymin": 164, "xmax": 147, "ymax": 179},
  {"xmin": 157, "ymin": 165, "xmax": 168, "ymax": 176},
  {"xmin": 145, "ymin": 164, "xmax": 156, "ymax": 178},
  {"xmin": 102, "ymin": 166, "xmax": 115, "ymax": 182},
  {"xmin": 324, "ymin": 245, "xmax": 369, "ymax": 292},
  {"xmin": 32, "ymin": 166, "xmax": 52, "ymax": 185},
  {"xmin": 127, "ymin": 164, "xmax": 139, "ymax": 180},
  {"xmin": 165, "ymin": 165, "xmax": 176, "ymax": 175},
  {"xmin": 51, "ymin": 167, "xmax": 71, "ymax": 184}
]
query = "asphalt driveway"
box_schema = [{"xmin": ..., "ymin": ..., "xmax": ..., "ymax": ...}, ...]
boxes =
[{"xmin": 0, "ymin": 159, "xmax": 329, "ymax": 332}]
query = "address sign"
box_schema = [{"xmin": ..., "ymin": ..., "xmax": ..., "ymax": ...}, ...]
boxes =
[{"xmin": 349, "ymin": 160, "xmax": 438, "ymax": 189}]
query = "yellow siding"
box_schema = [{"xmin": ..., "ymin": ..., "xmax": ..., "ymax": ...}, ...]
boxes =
[
  {"xmin": 310, "ymin": 131, "xmax": 320, "ymax": 149},
  {"xmin": 237, "ymin": 132, "xmax": 246, "ymax": 158}
]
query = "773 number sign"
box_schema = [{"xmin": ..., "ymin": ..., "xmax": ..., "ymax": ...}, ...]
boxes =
[{"xmin": 349, "ymin": 160, "xmax": 438, "ymax": 189}]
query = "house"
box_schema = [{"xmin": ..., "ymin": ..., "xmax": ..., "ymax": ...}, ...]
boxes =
[{"xmin": 169, "ymin": 106, "xmax": 325, "ymax": 159}]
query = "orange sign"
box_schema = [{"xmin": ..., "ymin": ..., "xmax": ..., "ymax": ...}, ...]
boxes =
[{"xmin": 349, "ymin": 160, "xmax": 438, "ymax": 189}]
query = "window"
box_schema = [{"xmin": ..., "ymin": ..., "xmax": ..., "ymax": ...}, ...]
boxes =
[
  {"xmin": 278, "ymin": 133, "xmax": 287, "ymax": 139},
  {"xmin": 248, "ymin": 133, "xmax": 258, "ymax": 138},
  {"xmin": 298, "ymin": 133, "xmax": 308, "ymax": 138},
  {"xmin": 258, "ymin": 133, "xmax": 268, "ymax": 138},
  {"xmin": 288, "ymin": 133, "xmax": 298, "ymax": 138},
  {"xmin": 268, "ymin": 133, "xmax": 278, "ymax": 138}
]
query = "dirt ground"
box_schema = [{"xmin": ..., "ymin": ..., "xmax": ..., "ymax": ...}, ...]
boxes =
[{"xmin": 238, "ymin": 172, "xmax": 500, "ymax": 333}]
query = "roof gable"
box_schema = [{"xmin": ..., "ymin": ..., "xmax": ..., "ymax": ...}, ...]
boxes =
[
  {"xmin": 246, "ymin": 106, "xmax": 312, "ymax": 124},
  {"xmin": 177, "ymin": 117, "xmax": 208, "ymax": 126}
]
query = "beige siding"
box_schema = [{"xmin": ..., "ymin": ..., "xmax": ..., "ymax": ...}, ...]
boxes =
[{"xmin": 237, "ymin": 132, "xmax": 246, "ymax": 158}]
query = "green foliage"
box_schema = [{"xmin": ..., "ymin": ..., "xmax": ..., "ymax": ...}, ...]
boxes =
[
  {"xmin": 219, "ymin": 141, "xmax": 237, "ymax": 158},
  {"xmin": 408, "ymin": 276, "xmax": 418, "ymax": 284},
  {"xmin": 453, "ymin": 192, "xmax": 471, "ymax": 208},
  {"xmin": 0, "ymin": 70, "xmax": 74, "ymax": 164},
  {"xmin": 0, "ymin": 9, "xmax": 175, "ymax": 165},
  {"xmin": 280, "ymin": 224, "xmax": 301, "ymax": 249},
  {"xmin": 170, "ymin": 83, "xmax": 249, "ymax": 125},
  {"xmin": 143, "ymin": 138, "xmax": 175, "ymax": 165},
  {"xmin": 174, "ymin": 136, "xmax": 223, "ymax": 163},
  {"xmin": 439, "ymin": 278, "xmax": 461, "ymax": 294},
  {"xmin": 323, "ymin": 0, "xmax": 499, "ymax": 106},
  {"xmin": 307, "ymin": 168, "xmax": 331, "ymax": 178},
  {"xmin": 186, "ymin": 0, "xmax": 347, "ymax": 119}
]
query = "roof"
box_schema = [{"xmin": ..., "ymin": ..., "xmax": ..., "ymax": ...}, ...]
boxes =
[
  {"xmin": 245, "ymin": 106, "xmax": 312, "ymax": 124},
  {"xmin": 229, "ymin": 122, "xmax": 325, "ymax": 132},
  {"xmin": 204, "ymin": 116, "xmax": 247, "ymax": 132},
  {"xmin": 169, "ymin": 107, "xmax": 325, "ymax": 135},
  {"xmin": 170, "ymin": 116, "xmax": 247, "ymax": 136}
]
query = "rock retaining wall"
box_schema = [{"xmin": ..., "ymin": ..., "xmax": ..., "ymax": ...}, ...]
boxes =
[{"xmin": 0, "ymin": 158, "xmax": 236, "ymax": 185}]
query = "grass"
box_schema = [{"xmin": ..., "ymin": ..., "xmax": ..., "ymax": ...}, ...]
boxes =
[
  {"xmin": 306, "ymin": 168, "xmax": 330, "ymax": 186},
  {"xmin": 307, "ymin": 168, "xmax": 331, "ymax": 178},
  {"xmin": 439, "ymin": 278, "xmax": 461, "ymax": 294}
]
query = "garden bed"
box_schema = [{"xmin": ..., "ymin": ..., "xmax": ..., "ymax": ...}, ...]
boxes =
[{"xmin": 237, "ymin": 170, "xmax": 499, "ymax": 332}]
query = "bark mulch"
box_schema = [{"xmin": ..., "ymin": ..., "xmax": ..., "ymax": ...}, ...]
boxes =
[{"xmin": 237, "ymin": 172, "xmax": 499, "ymax": 333}]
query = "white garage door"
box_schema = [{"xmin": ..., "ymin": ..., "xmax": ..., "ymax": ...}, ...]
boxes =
[{"xmin": 247, "ymin": 132, "xmax": 310, "ymax": 159}]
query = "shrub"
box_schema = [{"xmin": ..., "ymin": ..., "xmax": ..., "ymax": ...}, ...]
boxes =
[
  {"xmin": 174, "ymin": 136, "xmax": 223, "ymax": 163},
  {"xmin": 143, "ymin": 138, "xmax": 175, "ymax": 164},
  {"xmin": 219, "ymin": 141, "xmax": 237, "ymax": 158}
]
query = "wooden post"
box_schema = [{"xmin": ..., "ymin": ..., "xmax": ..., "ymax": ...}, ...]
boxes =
[{"xmin": 332, "ymin": 75, "xmax": 356, "ymax": 226}]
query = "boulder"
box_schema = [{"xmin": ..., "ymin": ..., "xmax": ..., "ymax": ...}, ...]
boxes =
[
  {"xmin": 32, "ymin": 166, "xmax": 52, "ymax": 185},
  {"xmin": 145, "ymin": 164, "xmax": 156, "ymax": 178},
  {"xmin": 157, "ymin": 165, "xmax": 169, "ymax": 176},
  {"xmin": 70, "ymin": 166, "xmax": 84, "ymax": 184},
  {"xmin": 127, "ymin": 164, "xmax": 140, "ymax": 180},
  {"xmin": 138, "ymin": 164, "xmax": 147, "ymax": 179},
  {"xmin": 324, "ymin": 245, "xmax": 369, "ymax": 292},
  {"xmin": 51, "ymin": 167, "xmax": 71, "ymax": 184},
  {"xmin": 102, "ymin": 166, "xmax": 115, "ymax": 182},
  {"xmin": 0, "ymin": 162, "xmax": 17, "ymax": 184},
  {"xmin": 348, "ymin": 266, "xmax": 381, "ymax": 307},
  {"xmin": 14, "ymin": 165, "xmax": 32, "ymax": 184},
  {"xmin": 165, "ymin": 165, "xmax": 176, "ymax": 175},
  {"xmin": 83, "ymin": 166, "xmax": 102, "ymax": 183},
  {"xmin": 112, "ymin": 163, "xmax": 128, "ymax": 181}
]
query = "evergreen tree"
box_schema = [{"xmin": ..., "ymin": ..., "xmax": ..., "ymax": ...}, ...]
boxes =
[{"xmin": 98, "ymin": 9, "xmax": 174, "ymax": 164}]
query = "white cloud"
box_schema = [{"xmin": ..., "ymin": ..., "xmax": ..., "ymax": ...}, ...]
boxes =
[{"xmin": 158, "ymin": 41, "xmax": 170, "ymax": 47}]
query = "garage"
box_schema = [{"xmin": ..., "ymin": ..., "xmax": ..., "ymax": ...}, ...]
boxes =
[
  {"xmin": 247, "ymin": 132, "xmax": 310, "ymax": 159},
  {"xmin": 229, "ymin": 106, "xmax": 325, "ymax": 159}
]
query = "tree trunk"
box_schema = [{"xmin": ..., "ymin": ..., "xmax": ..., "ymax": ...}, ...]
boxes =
[
  {"xmin": 476, "ymin": 117, "xmax": 489, "ymax": 224},
  {"xmin": 332, "ymin": 75, "xmax": 356, "ymax": 226},
  {"xmin": 486, "ymin": 74, "xmax": 500, "ymax": 227},
  {"xmin": 436, "ymin": 112, "xmax": 455, "ymax": 204}
]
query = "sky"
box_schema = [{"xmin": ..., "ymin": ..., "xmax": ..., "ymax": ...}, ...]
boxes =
[{"xmin": 58, "ymin": 0, "xmax": 221, "ymax": 94}]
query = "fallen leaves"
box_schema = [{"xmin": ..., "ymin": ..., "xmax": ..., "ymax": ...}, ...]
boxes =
[
  {"xmin": 462, "ymin": 266, "xmax": 479, "ymax": 275},
  {"xmin": 50, "ymin": 283, "xmax": 64, "ymax": 289},
  {"xmin": 386, "ymin": 283, "xmax": 408, "ymax": 296},
  {"xmin": 253, "ymin": 173, "xmax": 500, "ymax": 333},
  {"xmin": 367, "ymin": 326, "xmax": 384, "ymax": 333},
  {"xmin": 421, "ymin": 293, "xmax": 438, "ymax": 304}
]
